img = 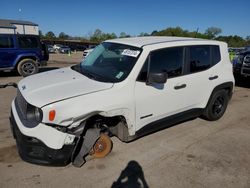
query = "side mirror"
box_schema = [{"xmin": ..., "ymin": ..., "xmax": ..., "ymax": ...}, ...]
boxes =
[{"xmin": 147, "ymin": 72, "xmax": 168, "ymax": 85}]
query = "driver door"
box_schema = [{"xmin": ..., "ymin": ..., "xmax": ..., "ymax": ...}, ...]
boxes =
[{"xmin": 134, "ymin": 46, "xmax": 188, "ymax": 131}]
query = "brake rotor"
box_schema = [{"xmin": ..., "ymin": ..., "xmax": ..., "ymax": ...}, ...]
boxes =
[{"xmin": 90, "ymin": 133, "xmax": 112, "ymax": 158}]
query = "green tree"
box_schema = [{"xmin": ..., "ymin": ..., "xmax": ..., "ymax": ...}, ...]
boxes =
[
  {"xmin": 89, "ymin": 29, "xmax": 117, "ymax": 43},
  {"xmin": 90, "ymin": 29, "xmax": 103, "ymax": 42},
  {"xmin": 246, "ymin": 36, "xmax": 250, "ymax": 46},
  {"xmin": 45, "ymin": 31, "xmax": 56, "ymax": 39},
  {"xmin": 39, "ymin": 30, "xmax": 44, "ymax": 38},
  {"xmin": 205, "ymin": 27, "xmax": 222, "ymax": 39},
  {"xmin": 119, "ymin": 32, "xmax": 130, "ymax": 38},
  {"xmin": 151, "ymin": 30, "xmax": 158, "ymax": 36},
  {"xmin": 216, "ymin": 35, "xmax": 245, "ymax": 47},
  {"xmin": 58, "ymin": 32, "xmax": 69, "ymax": 39},
  {"xmin": 138, "ymin": 32, "xmax": 150, "ymax": 37},
  {"xmin": 151, "ymin": 26, "xmax": 189, "ymax": 37}
]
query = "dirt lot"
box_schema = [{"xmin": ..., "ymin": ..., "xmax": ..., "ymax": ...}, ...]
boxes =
[{"xmin": 0, "ymin": 58, "xmax": 250, "ymax": 188}]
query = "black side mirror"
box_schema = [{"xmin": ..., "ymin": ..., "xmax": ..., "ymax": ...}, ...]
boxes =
[{"xmin": 147, "ymin": 72, "xmax": 168, "ymax": 85}]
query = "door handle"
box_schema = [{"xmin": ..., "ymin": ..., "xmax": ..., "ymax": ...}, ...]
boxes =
[
  {"xmin": 174, "ymin": 84, "xmax": 186, "ymax": 90},
  {"xmin": 209, "ymin": 75, "xmax": 218, "ymax": 80}
]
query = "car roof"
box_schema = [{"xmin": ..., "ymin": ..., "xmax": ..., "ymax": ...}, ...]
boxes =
[{"xmin": 106, "ymin": 36, "xmax": 217, "ymax": 48}]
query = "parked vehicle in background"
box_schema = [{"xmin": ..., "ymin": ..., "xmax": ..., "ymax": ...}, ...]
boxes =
[
  {"xmin": 69, "ymin": 44, "xmax": 87, "ymax": 52},
  {"xmin": 59, "ymin": 45, "xmax": 71, "ymax": 54},
  {"xmin": 82, "ymin": 48, "xmax": 93, "ymax": 59},
  {"xmin": 0, "ymin": 34, "xmax": 49, "ymax": 77},
  {"xmin": 53, "ymin": 44, "xmax": 63, "ymax": 53},
  {"xmin": 233, "ymin": 49, "xmax": 250, "ymax": 77},
  {"xmin": 47, "ymin": 45, "xmax": 56, "ymax": 53},
  {"xmin": 10, "ymin": 37, "xmax": 234, "ymax": 167}
]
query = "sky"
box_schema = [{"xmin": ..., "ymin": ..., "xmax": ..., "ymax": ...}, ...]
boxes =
[{"xmin": 0, "ymin": 0, "xmax": 249, "ymax": 38}]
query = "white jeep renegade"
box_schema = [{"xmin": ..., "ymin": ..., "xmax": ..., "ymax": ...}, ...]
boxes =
[{"xmin": 10, "ymin": 37, "xmax": 234, "ymax": 167}]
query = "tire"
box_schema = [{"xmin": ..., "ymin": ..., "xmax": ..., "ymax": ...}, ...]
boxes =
[
  {"xmin": 202, "ymin": 90, "xmax": 229, "ymax": 121},
  {"xmin": 17, "ymin": 59, "xmax": 38, "ymax": 77}
]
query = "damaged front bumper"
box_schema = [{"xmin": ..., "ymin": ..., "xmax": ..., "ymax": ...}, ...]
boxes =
[
  {"xmin": 10, "ymin": 100, "xmax": 101, "ymax": 167},
  {"xmin": 10, "ymin": 100, "xmax": 77, "ymax": 166},
  {"xmin": 10, "ymin": 110, "xmax": 75, "ymax": 166}
]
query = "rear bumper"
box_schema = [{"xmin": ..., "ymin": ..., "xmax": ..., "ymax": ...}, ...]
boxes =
[{"xmin": 9, "ymin": 109, "xmax": 75, "ymax": 166}]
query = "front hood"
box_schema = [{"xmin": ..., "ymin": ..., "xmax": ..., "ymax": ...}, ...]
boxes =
[{"xmin": 18, "ymin": 67, "xmax": 113, "ymax": 107}]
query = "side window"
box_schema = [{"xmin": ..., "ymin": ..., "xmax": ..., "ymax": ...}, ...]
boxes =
[
  {"xmin": 0, "ymin": 36, "xmax": 14, "ymax": 48},
  {"xmin": 189, "ymin": 45, "xmax": 211, "ymax": 73},
  {"xmin": 18, "ymin": 36, "xmax": 39, "ymax": 49},
  {"xmin": 211, "ymin": 45, "xmax": 221, "ymax": 65},
  {"xmin": 150, "ymin": 47, "xmax": 184, "ymax": 78},
  {"xmin": 137, "ymin": 47, "xmax": 184, "ymax": 82}
]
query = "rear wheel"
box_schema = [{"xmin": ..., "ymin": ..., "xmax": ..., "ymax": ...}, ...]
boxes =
[
  {"xmin": 202, "ymin": 90, "xmax": 229, "ymax": 121},
  {"xmin": 17, "ymin": 59, "xmax": 38, "ymax": 77},
  {"xmin": 90, "ymin": 134, "xmax": 112, "ymax": 158}
]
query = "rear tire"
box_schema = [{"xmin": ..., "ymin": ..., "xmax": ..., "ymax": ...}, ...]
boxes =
[
  {"xmin": 202, "ymin": 90, "xmax": 229, "ymax": 121},
  {"xmin": 17, "ymin": 59, "xmax": 38, "ymax": 77}
]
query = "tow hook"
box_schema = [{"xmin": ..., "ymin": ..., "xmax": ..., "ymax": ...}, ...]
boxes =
[
  {"xmin": 72, "ymin": 128, "xmax": 101, "ymax": 167},
  {"xmin": 0, "ymin": 82, "xmax": 17, "ymax": 88}
]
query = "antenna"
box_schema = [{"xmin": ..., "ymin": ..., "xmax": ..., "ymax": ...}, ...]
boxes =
[{"xmin": 194, "ymin": 28, "xmax": 199, "ymax": 38}]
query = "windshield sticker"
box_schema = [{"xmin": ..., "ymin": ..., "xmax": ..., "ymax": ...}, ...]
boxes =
[
  {"xmin": 122, "ymin": 49, "xmax": 140, "ymax": 57},
  {"xmin": 116, "ymin": 71, "xmax": 124, "ymax": 79}
]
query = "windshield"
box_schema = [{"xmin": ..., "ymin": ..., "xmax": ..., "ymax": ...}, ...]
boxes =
[{"xmin": 79, "ymin": 42, "xmax": 142, "ymax": 83}]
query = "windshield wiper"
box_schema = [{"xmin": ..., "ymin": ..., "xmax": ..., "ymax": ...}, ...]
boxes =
[
  {"xmin": 81, "ymin": 69, "xmax": 98, "ymax": 80},
  {"xmin": 76, "ymin": 65, "xmax": 114, "ymax": 83}
]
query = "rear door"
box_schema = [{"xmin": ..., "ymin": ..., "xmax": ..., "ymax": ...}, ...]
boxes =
[
  {"xmin": 181, "ymin": 45, "xmax": 221, "ymax": 109},
  {"xmin": 17, "ymin": 35, "xmax": 42, "ymax": 59}
]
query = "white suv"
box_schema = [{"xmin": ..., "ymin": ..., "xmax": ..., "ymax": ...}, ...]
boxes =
[{"xmin": 10, "ymin": 37, "xmax": 234, "ymax": 167}]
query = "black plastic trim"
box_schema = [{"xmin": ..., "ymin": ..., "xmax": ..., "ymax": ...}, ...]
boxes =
[
  {"xmin": 132, "ymin": 108, "xmax": 203, "ymax": 142},
  {"xmin": 140, "ymin": 114, "xmax": 153, "ymax": 119},
  {"xmin": 209, "ymin": 75, "xmax": 218, "ymax": 80},
  {"xmin": 209, "ymin": 82, "xmax": 234, "ymax": 102}
]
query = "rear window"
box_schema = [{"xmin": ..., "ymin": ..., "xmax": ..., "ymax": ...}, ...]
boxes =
[
  {"xmin": 0, "ymin": 36, "xmax": 14, "ymax": 48},
  {"xmin": 18, "ymin": 36, "xmax": 39, "ymax": 49}
]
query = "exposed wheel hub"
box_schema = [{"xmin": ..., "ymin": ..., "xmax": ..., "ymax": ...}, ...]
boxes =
[{"xmin": 91, "ymin": 134, "xmax": 112, "ymax": 158}]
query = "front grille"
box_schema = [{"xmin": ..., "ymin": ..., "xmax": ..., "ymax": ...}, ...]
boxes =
[
  {"xmin": 16, "ymin": 89, "xmax": 27, "ymax": 119},
  {"xmin": 242, "ymin": 69, "xmax": 250, "ymax": 74},
  {"xmin": 243, "ymin": 62, "xmax": 250, "ymax": 68}
]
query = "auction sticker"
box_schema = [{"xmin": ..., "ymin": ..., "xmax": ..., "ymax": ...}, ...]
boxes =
[{"xmin": 122, "ymin": 49, "xmax": 140, "ymax": 57}]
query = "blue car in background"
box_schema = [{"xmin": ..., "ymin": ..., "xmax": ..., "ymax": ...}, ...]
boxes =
[{"xmin": 0, "ymin": 34, "xmax": 49, "ymax": 77}]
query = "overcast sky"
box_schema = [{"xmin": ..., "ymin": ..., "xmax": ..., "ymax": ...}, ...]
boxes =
[{"xmin": 1, "ymin": 0, "xmax": 249, "ymax": 38}]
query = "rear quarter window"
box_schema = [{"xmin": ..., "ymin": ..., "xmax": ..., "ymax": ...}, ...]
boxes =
[
  {"xmin": 211, "ymin": 45, "xmax": 221, "ymax": 65},
  {"xmin": 18, "ymin": 36, "xmax": 39, "ymax": 49},
  {"xmin": 189, "ymin": 45, "xmax": 211, "ymax": 73}
]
